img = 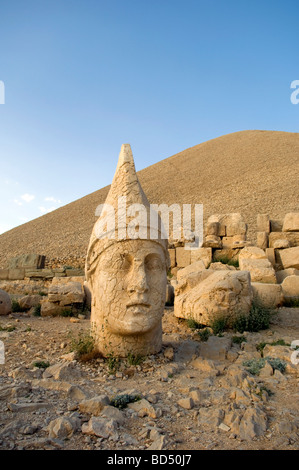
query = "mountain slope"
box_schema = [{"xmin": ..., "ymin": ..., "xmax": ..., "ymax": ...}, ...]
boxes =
[{"xmin": 0, "ymin": 130, "xmax": 298, "ymax": 268}]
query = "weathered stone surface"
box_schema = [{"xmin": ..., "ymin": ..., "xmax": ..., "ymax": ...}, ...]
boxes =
[
  {"xmin": 190, "ymin": 247, "xmax": 212, "ymax": 268},
  {"xmin": 257, "ymin": 232, "xmax": 268, "ymax": 250},
  {"xmin": 276, "ymin": 268, "xmax": 299, "ymax": 284},
  {"xmin": 174, "ymin": 270, "xmax": 252, "ymax": 327},
  {"xmin": 176, "ymin": 247, "xmax": 191, "ymax": 268},
  {"xmin": 203, "ymin": 235, "xmax": 222, "ymax": 248},
  {"xmin": 270, "ymin": 219, "xmax": 283, "ymax": 232},
  {"xmin": 127, "ymin": 398, "xmax": 161, "ymax": 419},
  {"xmin": 48, "ymin": 281, "xmax": 85, "ymax": 306},
  {"xmin": 100, "ymin": 406, "xmax": 125, "ymax": 425},
  {"xmin": 8, "ymin": 254, "xmax": 45, "ymax": 269},
  {"xmin": 8, "ymin": 268, "xmax": 25, "ymax": 280},
  {"xmin": 282, "ymin": 213, "xmax": 299, "ymax": 232},
  {"xmin": 269, "ymin": 232, "xmax": 299, "ymax": 248},
  {"xmin": 43, "ymin": 361, "xmax": 82, "ymax": 381},
  {"xmin": 79, "ymin": 395, "xmax": 110, "ymax": 416},
  {"xmin": 0, "ymin": 269, "xmax": 9, "ymax": 280},
  {"xmin": 251, "ymin": 283, "xmax": 283, "ymax": 308},
  {"xmin": 281, "ymin": 275, "xmax": 299, "ymax": 300},
  {"xmin": 205, "ymin": 221, "xmax": 220, "ymax": 236},
  {"xmin": 207, "ymin": 213, "xmax": 247, "ymax": 237},
  {"xmin": 177, "ymin": 397, "xmax": 194, "ymax": 410},
  {"xmin": 81, "ymin": 417, "xmax": 118, "ymax": 438},
  {"xmin": 0, "ymin": 382, "xmax": 31, "ymax": 400},
  {"xmin": 199, "ymin": 336, "xmax": 232, "ymax": 361},
  {"xmin": 238, "ymin": 407, "xmax": 267, "ymax": 440},
  {"xmin": 48, "ymin": 417, "xmax": 80, "ymax": 440},
  {"xmin": 40, "ymin": 300, "xmax": 69, "ymax": 317},
  {"xmin": 257, "ymin": 214, "xmax": 270, "ymax": 233},
  {"xmin": 85, "ymin": 144, "xmax": 168, "ymax": 357},
  {"xmin": 190, "ymin": 357, "xmax": 220, "ymax": 374},
  {"xmin": 168, "ymin": 249, "xmax": 176, "ymax": 268},
  {"xmin": 19, "ymin": 294, "xmax": 41, "ymax": 310},
  {"xmin": 209, "ymin": 262, "xmax": 236, "ymax": 271},
  {"xmin": 273, "ymin": 239, "xmax": 290, "ymax": 249},
  {"xmin": 239, "ymin": 258, "xmax": 276, "ymax": 284},
  {"xmin": 177, "ymin": 260, "xmax": 206, "ymax": 281},
  {"xmin": 239, "ymin": 246, "xmax": 267, "ymax": 261},
  {"xmin": 265, "ymin": 248, "xmax": 275, "ymax": 266},
  {"xmin": 277, "ymin": 246, "xmax": 299, "ymax": 270},
  {"xmin": 0, "ymin": 289, "xmax": 12, "ymax": 315},
  {"xmin": 25, "ymin": 269, "xmax": 54, "ymax": 279}
]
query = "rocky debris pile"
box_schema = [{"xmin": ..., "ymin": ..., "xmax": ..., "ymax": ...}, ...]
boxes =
[
  {"xmin": 0, "ymin": 310, "xmax": 298, "ymax": 451},
  {"xmin": 40, "ymin": 278, "xmax": 86, "ymax": 317}
]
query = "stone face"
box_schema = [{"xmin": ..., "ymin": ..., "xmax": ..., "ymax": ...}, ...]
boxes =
[
  {"xmin": 281, "ymin": 275, "xmax": 299, "ymax": 300},
  {"xmin": 282, "ymin": 212, "xmax": 299, "ymax": 232},
  {"xmin": 174, "ymin": 270, "xmax": 252, "ymax": 327},
  {"xmin": 0, "ymin": 289, "xmax": 12, "ymax": 315},
  {"xmin": 277, "ymin": 246, "xmax": 299, "ymax": 270},
  {"xmin": 251, "ymin": 283, "xmax": 283, "ymax": 308},
  {"xmin": 85, "ymin": 144, "xmax": 169, "ymax": 357},
  {"xmin": 239, "ymin": 258, "xmax": 277, "ymax": 284}
]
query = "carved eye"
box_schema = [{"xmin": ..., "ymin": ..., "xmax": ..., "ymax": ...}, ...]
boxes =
[
  {"xmin": 118, "ymin": 253, "xmax": 132, "ymax": 271},
  {"xmin": 145, "ymin": 254, "xmax": 163, "ymax": 271}
]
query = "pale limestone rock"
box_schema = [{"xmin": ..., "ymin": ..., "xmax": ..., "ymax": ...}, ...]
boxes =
[
  {"xmin": 48, "ymin": 281, "xmax": 85, "ymax": 306},
  {"xmin": 273, "ymin": 239, "xmax": 290, "ymax": 249},
  {"xmin": 276, "ymin": 268, "xmax": 299, "ymax": 284},
  {"xmin": 177, "ymin": 397, "xmax": 194, "ymax": 410},
  {"xmin": 205, "ymin": 221, "xmax": 220, "ymax": 236},
  {"xmin": 0, "ymin": 289, "xmax": 11, "ymax": 315},
  {"xmin": 176, "ymin": 247, "xmax": 191, "ymax": 267},
  {"xmin": 257, "ymin": 214, "xmax": 270, "ymax": 233},
  {"xmin": 207, "ymin": 213, "xmax": 247, "ymax": 237},
  {"xmin": 19, "ymin": 295, "xmax": 41, "ymax": 310},
  {"xmin": 199, "ymin": 336, "xmax": 232, "ymax": 361},
  {"xmin": 265, "ymin": 248, "xmax": 275, "ymax": 266},
  {"xmin": 203, "ymin": 235, "xmax": 222, "ymax": 248},
  {"xmin": 239, "ymin": 258, "xmax": 276, "ymax": 284},
  {"xmin": 238, "ymin": 407, "xmax": 267, "ymax": 440},
  {"xmin": 79, "ymin": 395, "xmax": 110, "ymax": 416},
  {"xmin": 281, "ymin": 275, "xmax": 299, "ymax": 300},
  {"xmin": 177, "ymin": 260, "xmax": 206, "ymax": 281},
  {"xmin": 269, "ymin": 232, "xmax": 299, "ymax": 248},
  {"xmin": 209, "ymin": 262, "xmax": 236, "ymax": 271},
  {"xmin": 270, "ymin": 219, "xmax": 283, "ymax": 232},
  {"xmin": 40, "ymin": 300, "xmax": 70, "ymax": 317},
  {"xmin": 81, "ymin": 417, "xmax": 118, "ymax": 439},
  {"xmin": 174, "ymin": 271, "xmax": 252, "ymax": 327},
  {"xmin": 48, "ymin": 417, "xmax": 80, "ymax": 440},
  {"xmin": 85, "ymin": 144, "xmax": 169, "ymax": 357},
  {"xmin": 127, "ymin": 398, "xmax": 161, "ymax": 419},
  {"xmin": 239, "ymin": 246, "xmax": 267, "ymax": 261},
  {"xmin": 282, "ymin": 212, "xmax": 299, "ymax": 232},
  {"xmin": 251, "ymin": 282, "xmax": 283, "ymax": 308},
  {"xmin": 256, "ymin": 232, "xmax": 268, "ymax": 250},
  {"xmin": 277, "ymin": 246, "xmax": 299, "ymax": 270},
  {"xmin": 190, "ymin": 247, "xmax": 212, "ymax": 267},
  {"xmin": 168, "ymin": 248, "xmax": 176, "ymax": 268}
]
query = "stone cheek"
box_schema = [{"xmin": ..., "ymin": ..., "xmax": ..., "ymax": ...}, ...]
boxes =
[{"xmin": 89, "ymin": 240, "xmax": 167, "ymax": 357}]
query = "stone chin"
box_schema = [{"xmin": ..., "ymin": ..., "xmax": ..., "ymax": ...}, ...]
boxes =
[{"xmin": 106, "ymin": 305, "xmax": 163, "ymax": 336}]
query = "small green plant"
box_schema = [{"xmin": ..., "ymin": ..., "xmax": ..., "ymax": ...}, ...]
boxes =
[
  {"xmin": 265, "ymin": 357, "xmax": 287, "ymax": 374},
  {"xmin": 213, "ymin": 256, "xmax": 239, "ymax": 268},
  {"xmin": 37, "ymin": 291, "xmax": 47, "ymax": 297},
  {"xmin": 127, "ymin": 352, "xmax": 144, "ymax": 366},
  {"xmin": 233, "ymin": 302, "xmax": 275, "ymax": 333},
  {"xmin": 243, "ymin": 358, "xmax": 266, "ymax": 375},
  {"xmin": 69, "ymin": 330, "xmax": 96, "ymax": 360},
  {"xmin": 25, "ymin": 326, "xmax": 32, "ymax": 332},
  {"xmin": 11, "ymin": 300, "xmax": 21, "ymax": 313},
  {"xmin": 106, "ymin": 352, "xmax": 121, "ymax": 373},
  {"xmin": 232, "ymin": 335, "xmax": 247, "ymax": 345},
  {"xmin": 33, "ymin": 361, "xmax": 50, "ymax": 369},
  {"xmin": 0, "ymin": 325, "xmax": 16, "ymax": 332},
  {"xmin": 60, "ymin": 308, "xmax": 73, "ymax": 317},
  {"xmin": 32, "ymin": 304, "xmax": 41, "ymax": 316},
  {"xmin": 187, "ymin": 318, "xmax": 205, "ymax": 330},
  {"xmin": 211, "ymin": 317, "xmax": 228, "ymax": 335},
  {"xmin": 110, "ymin": 394, "xmax": 141, "ymax": 409},
  {"xmin": 198, "ymin": 328, "xmax": 211, "ymax": 342},
  {"xmin": 283, "ymin": 298, "xmax": 299, "ymax": 308}
]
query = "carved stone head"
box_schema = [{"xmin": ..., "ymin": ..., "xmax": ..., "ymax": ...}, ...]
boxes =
[{"xmin": 85, "ymin": 144, "xmax": 169, "ymax": 357}]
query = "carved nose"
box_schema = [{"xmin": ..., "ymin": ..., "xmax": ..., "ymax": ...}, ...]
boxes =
[{"xmin": 127, "ymin": 265, "xmax": 149, "ymax": 294}]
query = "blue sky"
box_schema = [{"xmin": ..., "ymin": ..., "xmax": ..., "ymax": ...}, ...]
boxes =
[{"xmin": 0, "ymin": 0, "xmax": 298, "ymax": 234}]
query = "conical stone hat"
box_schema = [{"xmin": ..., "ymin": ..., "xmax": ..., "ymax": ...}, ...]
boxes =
[{"xmin": 85, "ymin": 144, "xmax": 169, "ymax": 280}]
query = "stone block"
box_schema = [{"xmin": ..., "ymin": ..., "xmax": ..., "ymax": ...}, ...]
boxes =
[
  {"xmin": 282, "ymin": 212, "xmax": 299, "ymax": 232},
  {"xmin": 276, "ymin": 268, "xmax": 299, "ymax": 284},
  {"xmin": 256, "ymin": 232, "xmax": 268, "ymax": 251},
  {"xmin": 257, "ymin": 214, "xmax": 270, "ymax": 233},
  {"xmin": 8, "ymin": 268, "xmax": 25, "ymax": 280},
  {"xmin": 265, "ymin": 248, "xmax": 275, "ymax": 266},
  {"xmin": 281, "ymin": 275, "xmax": 299, "ymax": 300},
  {"xmin": 0, "ymin": 269, "xmax": 9, "ymax": 280},
  {"xmin": 251, "ymin": 283, "xmax": 283, "ymax": 308},
  {"xmin": 190, "ymin": 247, "xmax": 212, "ymax": 267},
  {"xmin": 239, "ymin": 258, "xmax": 276, "ymax": 284},
  {"xmin": 8, "ymin": 254, "xmax": 45, "ymax": 269},
  {"xmin": 176, "ymin": 247, "xmax": 191, "ymax": 268},
  {"xmin": 277, "ymin": 246, "xmax": 299, "ymax": 270},
  {"xmin": 168, "ymin": 249, "xmax": 176, "ymax": 268},
  {"xmin": 270, "ymin": 219, "xmax": 283, "ymax": 232},
  {"xmin": 269, "ymin": 231, "xmax": 299, "ymax": 248}
]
